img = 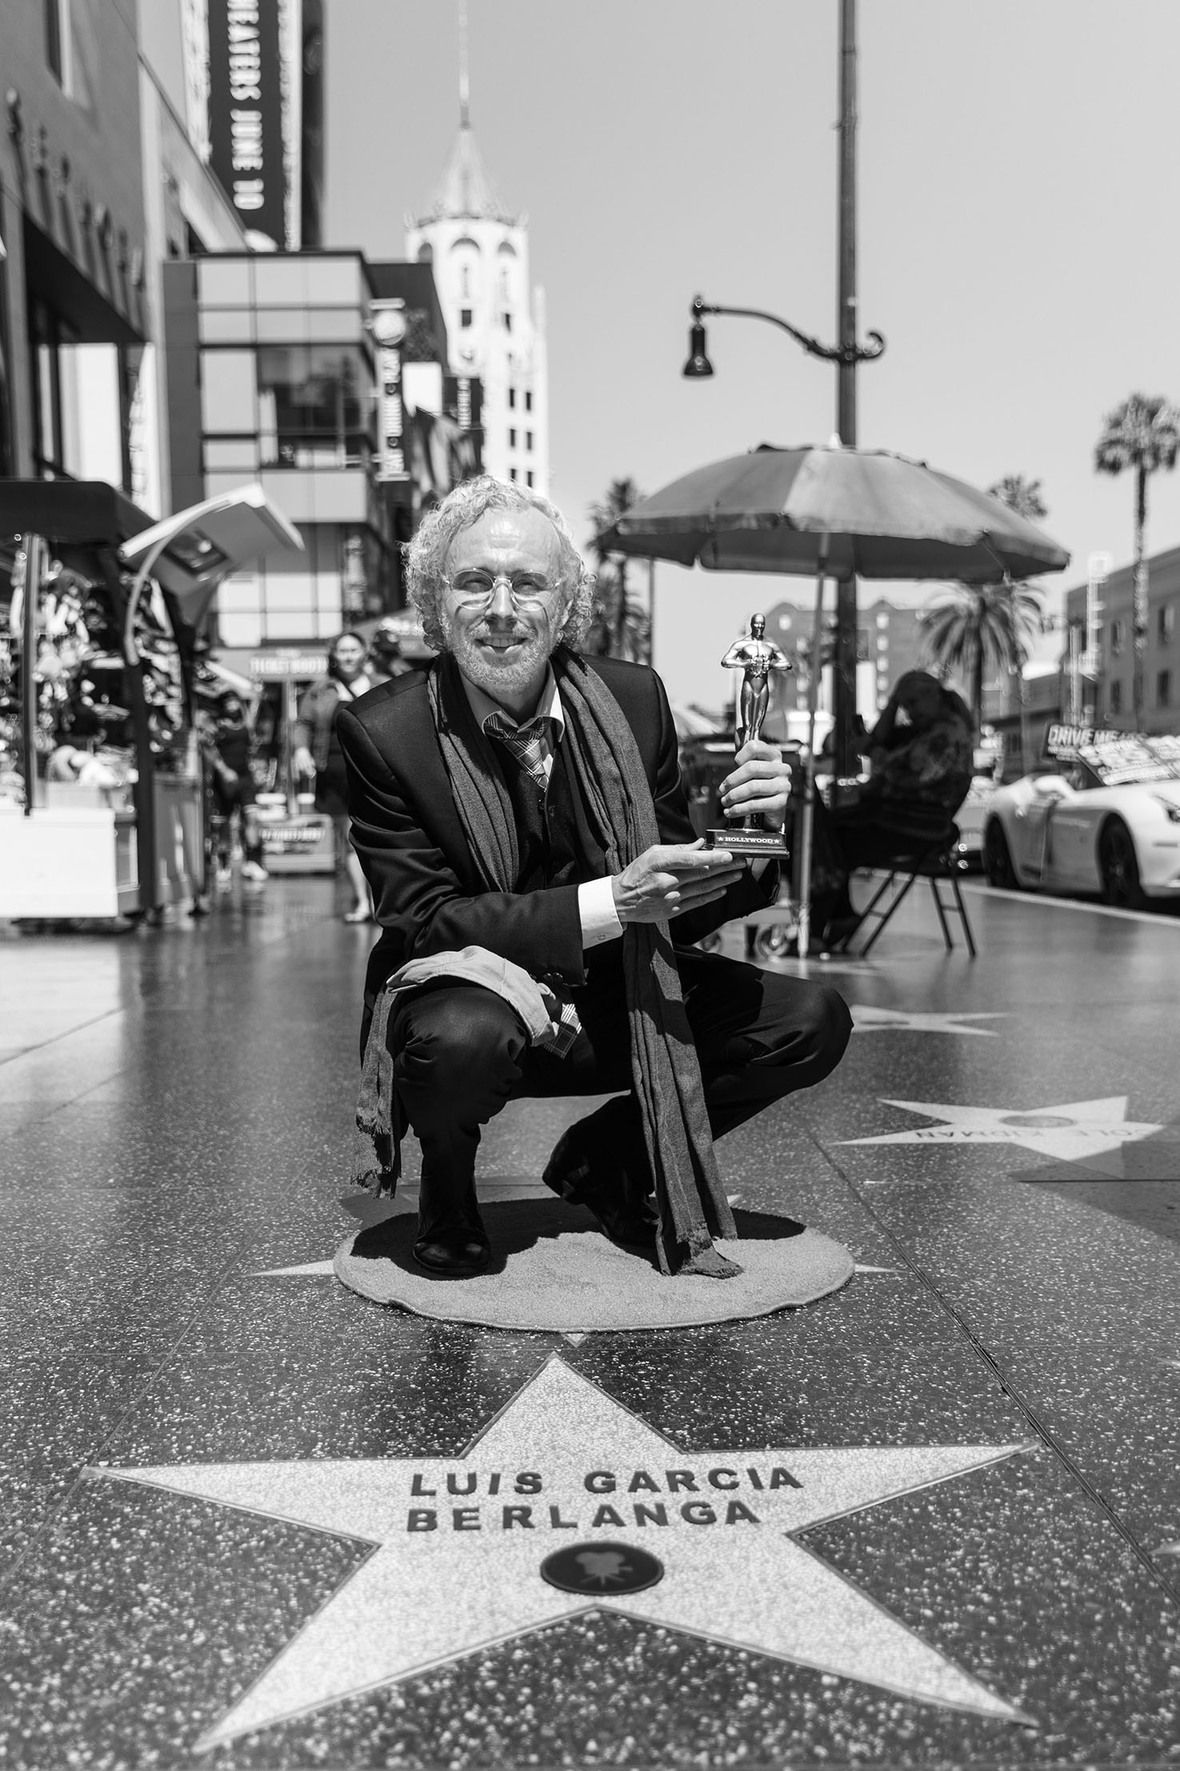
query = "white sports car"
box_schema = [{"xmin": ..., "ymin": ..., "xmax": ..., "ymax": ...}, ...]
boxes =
[{"xmin": 982, "ymin": 732, "xmax": 1180, "ymax": 908}]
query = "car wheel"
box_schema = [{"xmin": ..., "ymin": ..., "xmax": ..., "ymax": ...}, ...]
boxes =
[
  {"xmin": 1098, "ymin": 817, "xmax": 1147, "ymax": 909},
  {"xmin": 983, "ymin": 820, "xmax": 1018, "ymax": 889}
]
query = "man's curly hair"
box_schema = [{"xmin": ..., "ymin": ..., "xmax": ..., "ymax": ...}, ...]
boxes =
[{"xmin": 405, "ymin": 476, "xmax": 596, "ymax": 652}]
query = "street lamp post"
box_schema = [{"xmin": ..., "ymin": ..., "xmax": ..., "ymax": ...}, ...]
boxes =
[
  {"xmin": 683, "ymin": 0, "xmax": 879, "ymax": 778},
  {"xmin": 682, "ymin": 293, "xmax": 884, "ymax": 775}
]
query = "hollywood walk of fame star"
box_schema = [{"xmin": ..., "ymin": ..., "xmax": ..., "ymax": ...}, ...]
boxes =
[
  {"xmin": 849, "ymin": 1006, "xmax": 1007, "ymax": 1036},
  {"xmin": 91, "ymin": 1357, "xmax": 1034, "ymax": 1750},
  {"xmin": 840, "ymin": 1095, "xmax": 1165, "ymax": 1166}
]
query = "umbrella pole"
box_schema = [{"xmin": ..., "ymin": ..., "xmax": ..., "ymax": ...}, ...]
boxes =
[{"xmin": 795, "ymin": 540, "xmax": 829, "ymax": 957}]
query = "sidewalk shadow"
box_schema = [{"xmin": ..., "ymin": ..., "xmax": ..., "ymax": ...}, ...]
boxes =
[{"xmin": 347, "ymin": 1200, "xmax": 807, "ymax": 1282}]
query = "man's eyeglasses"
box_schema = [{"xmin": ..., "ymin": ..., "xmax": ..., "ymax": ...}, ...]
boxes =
[{"xmin": 442, "ymin": 570, "xmax": 562, "ymax": 612}]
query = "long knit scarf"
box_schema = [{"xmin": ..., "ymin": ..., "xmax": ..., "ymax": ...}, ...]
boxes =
[{"xmin": 429, "ymin": 649, "xmax": 740, "ymax": 1279}]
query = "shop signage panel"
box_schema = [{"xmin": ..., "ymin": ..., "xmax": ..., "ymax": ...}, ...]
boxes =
[
  {"xmin": 250, "ymin": 652, "xmax": 327, "ymax": 679},
  {"xmin": 207, "ymin": 0, "xmax": 287, "ymax": 248}
]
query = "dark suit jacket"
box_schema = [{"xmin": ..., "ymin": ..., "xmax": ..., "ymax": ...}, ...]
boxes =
[{"xmin": 337, "ymin": 653, "xmax": 778, "ymax": 1027}]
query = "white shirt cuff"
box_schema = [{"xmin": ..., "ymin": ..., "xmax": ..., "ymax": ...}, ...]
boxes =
[{"xmin": 579, "ymin": 875, "xmax": 623, "ymax": 948}]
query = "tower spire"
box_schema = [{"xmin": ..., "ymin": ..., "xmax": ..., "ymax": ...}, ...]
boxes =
[{"xmin": 458, "ymin": 0, "xmax": 470, "ymax": 128}]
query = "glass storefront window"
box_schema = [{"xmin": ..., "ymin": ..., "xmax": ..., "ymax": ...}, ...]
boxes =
[{"xmin": 257, "ymin": 344, "xmax": 372, "ymax": 469}]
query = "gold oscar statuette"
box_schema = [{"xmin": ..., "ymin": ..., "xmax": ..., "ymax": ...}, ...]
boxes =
[{"xmin": 706, "ymin": 614, "xmax": 793, "ymax": 856}]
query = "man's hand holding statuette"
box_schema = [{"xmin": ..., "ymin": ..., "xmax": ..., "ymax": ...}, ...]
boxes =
[{"xmin": 718, "ymin": 738, "xmax": 793, "ymax": 833}]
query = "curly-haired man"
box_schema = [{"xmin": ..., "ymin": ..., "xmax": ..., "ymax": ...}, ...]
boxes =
[{"xmin": 338, "ymin": 477, "xmax": 850, "ymax": 1280}]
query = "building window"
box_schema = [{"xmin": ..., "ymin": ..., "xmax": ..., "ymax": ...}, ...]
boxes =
[
  {"xmin": 1159, "ymin": 669, "xmax": 1172, "ymax": 708},
  {"xmin": 1159, "ymin": 604, "xmax": 1175, "ymax": 645},
  {"xmin": 508, "ymin": 428, "xmax": 516, "ymax": 448},
  {"xmin": 459, "ymin": 308, "xmax": 473, "ymax": 329},
  {"xmin": 256, "ymin": 344, "xmax": 370, "ymax": 468},
  {"xmin": 508, "ymin": 387, "xmax": 516, "ymax": 409},
  {"xmin": 526, "ymin": 470, "xmax": 535, "ymax": 488},
  {"xmin": 525, "ymin": 431, "xmax": 533, "ymax": 451},
  {"xmin": 1109, "ymin": 619, "xmax": 1123, "ymax": 657},
  {"xmin": 524, "ymin": 390, "xmax": 533, "ymax": 412},
  {"xmin": 1109, "ymin": 679, "xmax": 1122, "ymax": 716},
  {"xmin": 500, "ymin": 312, "xmax": 512, "ymax": 333},
  {"xmin": 509, "ymin": 466, "xmax": 518, "ymax": 482},
  {"xmin": 29, "ymin": 297, "xmax": 81, "ymax": 477}
]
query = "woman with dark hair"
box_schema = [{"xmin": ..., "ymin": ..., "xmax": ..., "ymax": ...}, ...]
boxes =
[
  {"xmin": 293, "ymin": 631, "xmax": 375, "ymax": 921},
  {"xmin": 810, "ymin": 669, "xmax": 975, "ymax": 945}
]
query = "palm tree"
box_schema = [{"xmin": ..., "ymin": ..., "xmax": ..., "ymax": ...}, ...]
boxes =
[
  {"xmin": 919, "ymin": 581, "xmax": 1044, "ymax": 736},
  {"xmin": 587, "ymin": 477, "xmax": 650, "ymax": 662},
  {"xmin": 583, "ymin": 560, "xmax": 651, "ymax": 661},
  {"xmin": 987, "ymin": 474, "xmax": 1048, "ymax": 524},
  {"xmin": 1094, "ymin": 392, "xmax": 1180, "ymax": 727},
  {"xmin": 986, "ymin": 474, "xmax": 1050, "ymax": 761}
]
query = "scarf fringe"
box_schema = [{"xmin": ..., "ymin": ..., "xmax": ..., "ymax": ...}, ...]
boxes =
[
  {"xmin": 672, "ymin": 1237, "xmax": 743, "ymax": 1280},
  {"xmin": 549, "ymin": 654, "xmax": 742, "ymax": 1279}
]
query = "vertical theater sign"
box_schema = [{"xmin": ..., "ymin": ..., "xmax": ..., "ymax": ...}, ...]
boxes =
[{"xmin": 206, "ymin": 0, "xmax": 288, "ymax": 249}]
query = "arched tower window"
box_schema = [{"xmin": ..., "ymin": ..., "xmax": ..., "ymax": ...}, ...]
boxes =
[
  {"xmin": 449, "ymin": 234, "xmax": 481, "ymax": 311},
  {"xmin": 496, "ymin": 239, "xmax": 517, "ymax": 306}
]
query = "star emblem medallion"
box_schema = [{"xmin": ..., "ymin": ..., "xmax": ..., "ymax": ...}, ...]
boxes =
[{"xmin": 91, "ymin": 1357, "xmax": 1033, "ymax": 1749}]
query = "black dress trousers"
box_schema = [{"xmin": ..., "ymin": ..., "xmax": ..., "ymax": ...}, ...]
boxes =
[{"xmin": 388, "ymin": 947, "xmax": 851, "ymax": 1193}]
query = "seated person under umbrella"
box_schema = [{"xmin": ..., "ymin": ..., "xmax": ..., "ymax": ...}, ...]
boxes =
[{"xmin": 808, "ymin": 669, "xmax": 974, "ymax": 947}]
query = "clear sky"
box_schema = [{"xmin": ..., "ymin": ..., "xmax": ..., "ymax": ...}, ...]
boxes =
[{"xmin": 324, "ymin": 0, "xmax": 1180, "ymax": 712}]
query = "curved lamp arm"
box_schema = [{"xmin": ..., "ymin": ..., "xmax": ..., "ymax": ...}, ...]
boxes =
[{"xmin": 691, "ymin": 295, "xmax": 885, "ymax": 367}]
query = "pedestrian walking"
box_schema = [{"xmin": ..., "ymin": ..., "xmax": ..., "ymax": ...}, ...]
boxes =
[
  {"xmin": 368, "ymin": 618, "xmax": 414, "ymax": 688},
  {"xmin": 292, "ymin": 633, "xmax": 375, "ymax": 922},
  {"xmin": 202, "ymin": 693, "xmax": 267, "ymax": 887}
]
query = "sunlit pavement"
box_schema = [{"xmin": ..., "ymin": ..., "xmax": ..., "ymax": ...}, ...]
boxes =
[{"xmin": 2, "ymin": 875, "xmax": 1178, "ymax": 1769}]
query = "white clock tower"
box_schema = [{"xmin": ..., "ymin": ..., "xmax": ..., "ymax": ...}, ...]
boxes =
[{"xmin": 405, "ymin": 8, "xmax": 549, "ymax": 495}]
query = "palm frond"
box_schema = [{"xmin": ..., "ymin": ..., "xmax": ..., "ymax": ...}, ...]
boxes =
[{"xmin": 1094, "ymin": 391, "xmax": 1180, "ymax": 475}]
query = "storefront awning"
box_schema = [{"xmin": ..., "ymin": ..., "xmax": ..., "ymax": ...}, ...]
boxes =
[
  {"xmin": 118, "ymin": 483, "xmax": 303, "ymax": 662},
  {"xmin": 0, "ymin": 480, "xmax": 154, "ymax": 545}
]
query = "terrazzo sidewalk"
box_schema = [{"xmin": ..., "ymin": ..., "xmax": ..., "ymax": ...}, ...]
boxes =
[{"xmin": 1, "ymin": 876, "xmax": 1178, "ymax": 1770}]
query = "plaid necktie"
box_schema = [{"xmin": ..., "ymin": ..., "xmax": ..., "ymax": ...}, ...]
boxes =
[
  {"xmin": 484, "ymin": 711, "xmax": 553, "ymax": 793},
  {"xmin": 485, "ymin": 710, "xmax": 582, "ymax": 1056}
]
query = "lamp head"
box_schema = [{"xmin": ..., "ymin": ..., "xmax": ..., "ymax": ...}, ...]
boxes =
[{"xmin": 682, "ymin": 317, "xmax": 713, "ymax": 379}]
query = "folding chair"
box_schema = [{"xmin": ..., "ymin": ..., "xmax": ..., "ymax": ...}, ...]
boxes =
[{"xmin": 833, "ymin": 823, "xmax": 977, "ymax": 958}]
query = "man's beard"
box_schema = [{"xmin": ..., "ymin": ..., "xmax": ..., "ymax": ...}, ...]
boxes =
[{"xmin": 444, "ymin": 618, "xmax": 554, "ymax": 701}]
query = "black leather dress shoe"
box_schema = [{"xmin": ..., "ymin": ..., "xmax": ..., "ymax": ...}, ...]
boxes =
[
  {"xmin": 542, "ymin": 1127, "xmax": 658, "ymax": 1250},
  {"xmin": 412, "ymin": 1227, "xmax": 491, "ymax": 1277},
  {"xmin": 413, "ymin": 1170, "xmax": 490, "ymax": 1277}
]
